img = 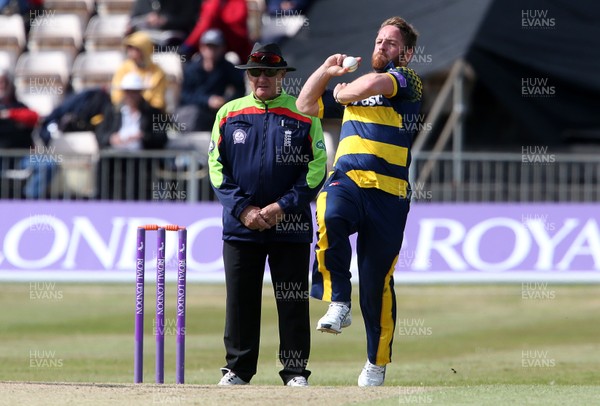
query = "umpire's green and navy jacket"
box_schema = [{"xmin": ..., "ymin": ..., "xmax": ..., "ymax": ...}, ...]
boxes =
[{"xmin": 208, "ymin": 90, "xmax": 327, "ymax": 243}]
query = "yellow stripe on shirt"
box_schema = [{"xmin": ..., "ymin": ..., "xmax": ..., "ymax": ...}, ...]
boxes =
[
  {"xmin": 345, "ymin": 170, "xmax": 408, "ymax": 197},
  {"xmin": 344, "ymin": 105, "xmax": 400, "ymax": 128},
  {"xmin": 334, "ymin": 135, "xmax": 408, "ymax": 167}
]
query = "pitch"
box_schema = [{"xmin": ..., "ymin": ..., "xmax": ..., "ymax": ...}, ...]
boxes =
[{"xmin": 1, "ymin": 283, "xmax": 598, "ymax": 405}]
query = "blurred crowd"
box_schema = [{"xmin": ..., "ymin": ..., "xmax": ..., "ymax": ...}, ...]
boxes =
[{"xmin": 0, "ymin": 0, "xmax": 313, "ymax": 199}]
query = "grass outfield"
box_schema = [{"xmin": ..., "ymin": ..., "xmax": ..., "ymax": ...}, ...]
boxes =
[{"xmin": 0, "ymin": 283, "xmax": 599, "ymax": 404}]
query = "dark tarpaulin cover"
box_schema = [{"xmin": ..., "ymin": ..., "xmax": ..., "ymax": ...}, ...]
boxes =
[
  {"xmin": 465, "ymin": 0, "xmax": 600, "ymax": 148},
  {"xmin": 281, "ymin": 0, "xmax": 491, "ymax": 85},
  {"xmin": 281, "ymin": 0, "xmax": 599, "ymax": 149}
]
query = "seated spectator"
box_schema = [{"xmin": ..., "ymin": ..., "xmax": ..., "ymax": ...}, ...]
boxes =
[
  {"xmin": 0, "ymin": 68, "xmax": 54, "ymax": 199},
  {"xmin": 179, "ymin": 0, "xmax": 252, "ymax": 65},
  {"xmin": 99, "ymin": 73, "xmax": 167, "ymax": 150},
  {"xmin": 177, "ymin": 29, "xmax": 245, "ymax": 132},
  {"xmin": 96, "ymin": 73, "xmax": 168, "ymax": 200},
  {"xmin": 266, "ymin": 0, "xmax": 312, "ymax": 15},
  {"xmin": 0, "ymin": 69, "xmax": 39, "ymax": 149},
  {"xmin": 38, "ymin": 87, "xmax": 111, "ymax": 146},
  {"xmin": 127, "ymin": 0, "xmax": 200, "ymax": 46},
  {"xmin": 111, "ymin": 31, "xmax": 167, "ymax": 111}
]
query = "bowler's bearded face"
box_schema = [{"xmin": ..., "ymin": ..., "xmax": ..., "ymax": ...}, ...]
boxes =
[{"xmin": 372, "ymin": 25, "xmax": 404, "ymax": 71}]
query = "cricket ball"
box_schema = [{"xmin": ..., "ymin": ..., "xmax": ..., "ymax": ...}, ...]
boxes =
[{"xmin": 342, "ymin": 56, "xmax": 359, "ymax": 72}]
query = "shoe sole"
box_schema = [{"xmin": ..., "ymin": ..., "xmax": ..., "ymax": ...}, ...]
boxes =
[
  {"xmin": 316, "ymin": 319, "xmax": 352, "ymax": 334},
  {"xmin": 357, "ymin": 373, "xmax": 385, "ymax": 386},
  {"xmin": 317, "ymin": 325, "xmax": 342, "ymax": 334}
]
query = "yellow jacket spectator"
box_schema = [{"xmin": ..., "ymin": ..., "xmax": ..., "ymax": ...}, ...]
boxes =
[{"xmin": 111, "ymin": 31, "xmax": 167, "ymax": 110}]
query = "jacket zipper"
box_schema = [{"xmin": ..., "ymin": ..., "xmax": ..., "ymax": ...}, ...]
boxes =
[{"xmin": 258, "ymin": 100, "xmax": 269, "ymax": 229}]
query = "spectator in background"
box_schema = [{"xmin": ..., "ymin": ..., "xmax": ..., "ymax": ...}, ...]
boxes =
[
  {"xmin": 0, "ymin": 0, "xmax": 43, "ymax": 34},
  {"xmin": 112, "ymin": 31, "xmax": 167, "ymax": 111},
  {"xmin": 0, "ymin": 68, "xmax": 55, "ymax": 199},
  {"xmin": 38, "ymin": 87, "xmax": 111, "ymax": 146},
  {"xmin": 0, "ymin": 0, "xmax": 43, "ymax": 12},
  {"xmin": 177, "ymin": 29, "xmax": 245, "ymax": 132},
  {"xmin": 98, "ymin": 73, "xmax": 167, "ymax": 151},
  {"xmin": 0, "ymin": 69, "xmax": 39, "ymax": 149},
  {"xmin": 266, "ymin": 0, "xmax": 311, "ymax": 15},
  {"xmin": 262, "ymin": 0, "xmax": 312, "ymax": 44},
  {"xmin": 179, "ymin": 0, "xmax": 252, "ymax": 65},
  {"xmin": 96, "ymin": 73, "xmax": 168, "ymax": 200},
  {"xmin": 127, "ymin": 0, "xmax": 200, "ymax": 46}
]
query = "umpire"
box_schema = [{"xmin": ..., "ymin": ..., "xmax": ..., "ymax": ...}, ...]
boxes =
[{"xmin": 208, "ymin": 42, "xmax": 327, "ymax": 386}]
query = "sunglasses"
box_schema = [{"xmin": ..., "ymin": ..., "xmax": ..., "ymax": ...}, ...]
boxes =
[
  {"xmin": 248, "ymin": 52, "xmax": 283, "ymax": 64},
  {"xmin": 247, "ymin": 68, "xmax": 281, "ymax": 77}
]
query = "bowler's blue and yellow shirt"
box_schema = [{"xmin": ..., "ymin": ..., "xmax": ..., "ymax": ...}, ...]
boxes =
[{"xmin": 317, "ymin": 65, "xmax": 422, "ymax": 197}]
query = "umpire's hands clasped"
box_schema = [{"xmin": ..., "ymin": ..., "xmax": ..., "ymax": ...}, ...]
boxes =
[{"xmin": 240, "ymin": 203, "xmax": 285, "ymax": 231}]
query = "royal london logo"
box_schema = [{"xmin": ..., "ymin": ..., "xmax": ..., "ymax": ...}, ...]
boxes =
[{"xmin": 232, "ymin": 129, "xmax": 247, "ymax": 144}]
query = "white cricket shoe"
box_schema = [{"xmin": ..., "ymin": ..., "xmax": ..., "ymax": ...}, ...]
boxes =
[
  {"xmin": 286, "ymin": 376, "xmax": 309, "ymax": 386},
  {"xmin": 218, "ymin": 368, "xmax": 248, "ymax": 385},
  {"xmin": 316, "ymin": 302, "xmax": 351, "ymax": 334},
  {"xmin": 357, "ymin": 360, "xmax": 386, "ymax": 386}
]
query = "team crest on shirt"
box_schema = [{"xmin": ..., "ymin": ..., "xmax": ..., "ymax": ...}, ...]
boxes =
[{"xmin": 232, "ymin": 129, "xmax": 247, "ymax": 144}]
